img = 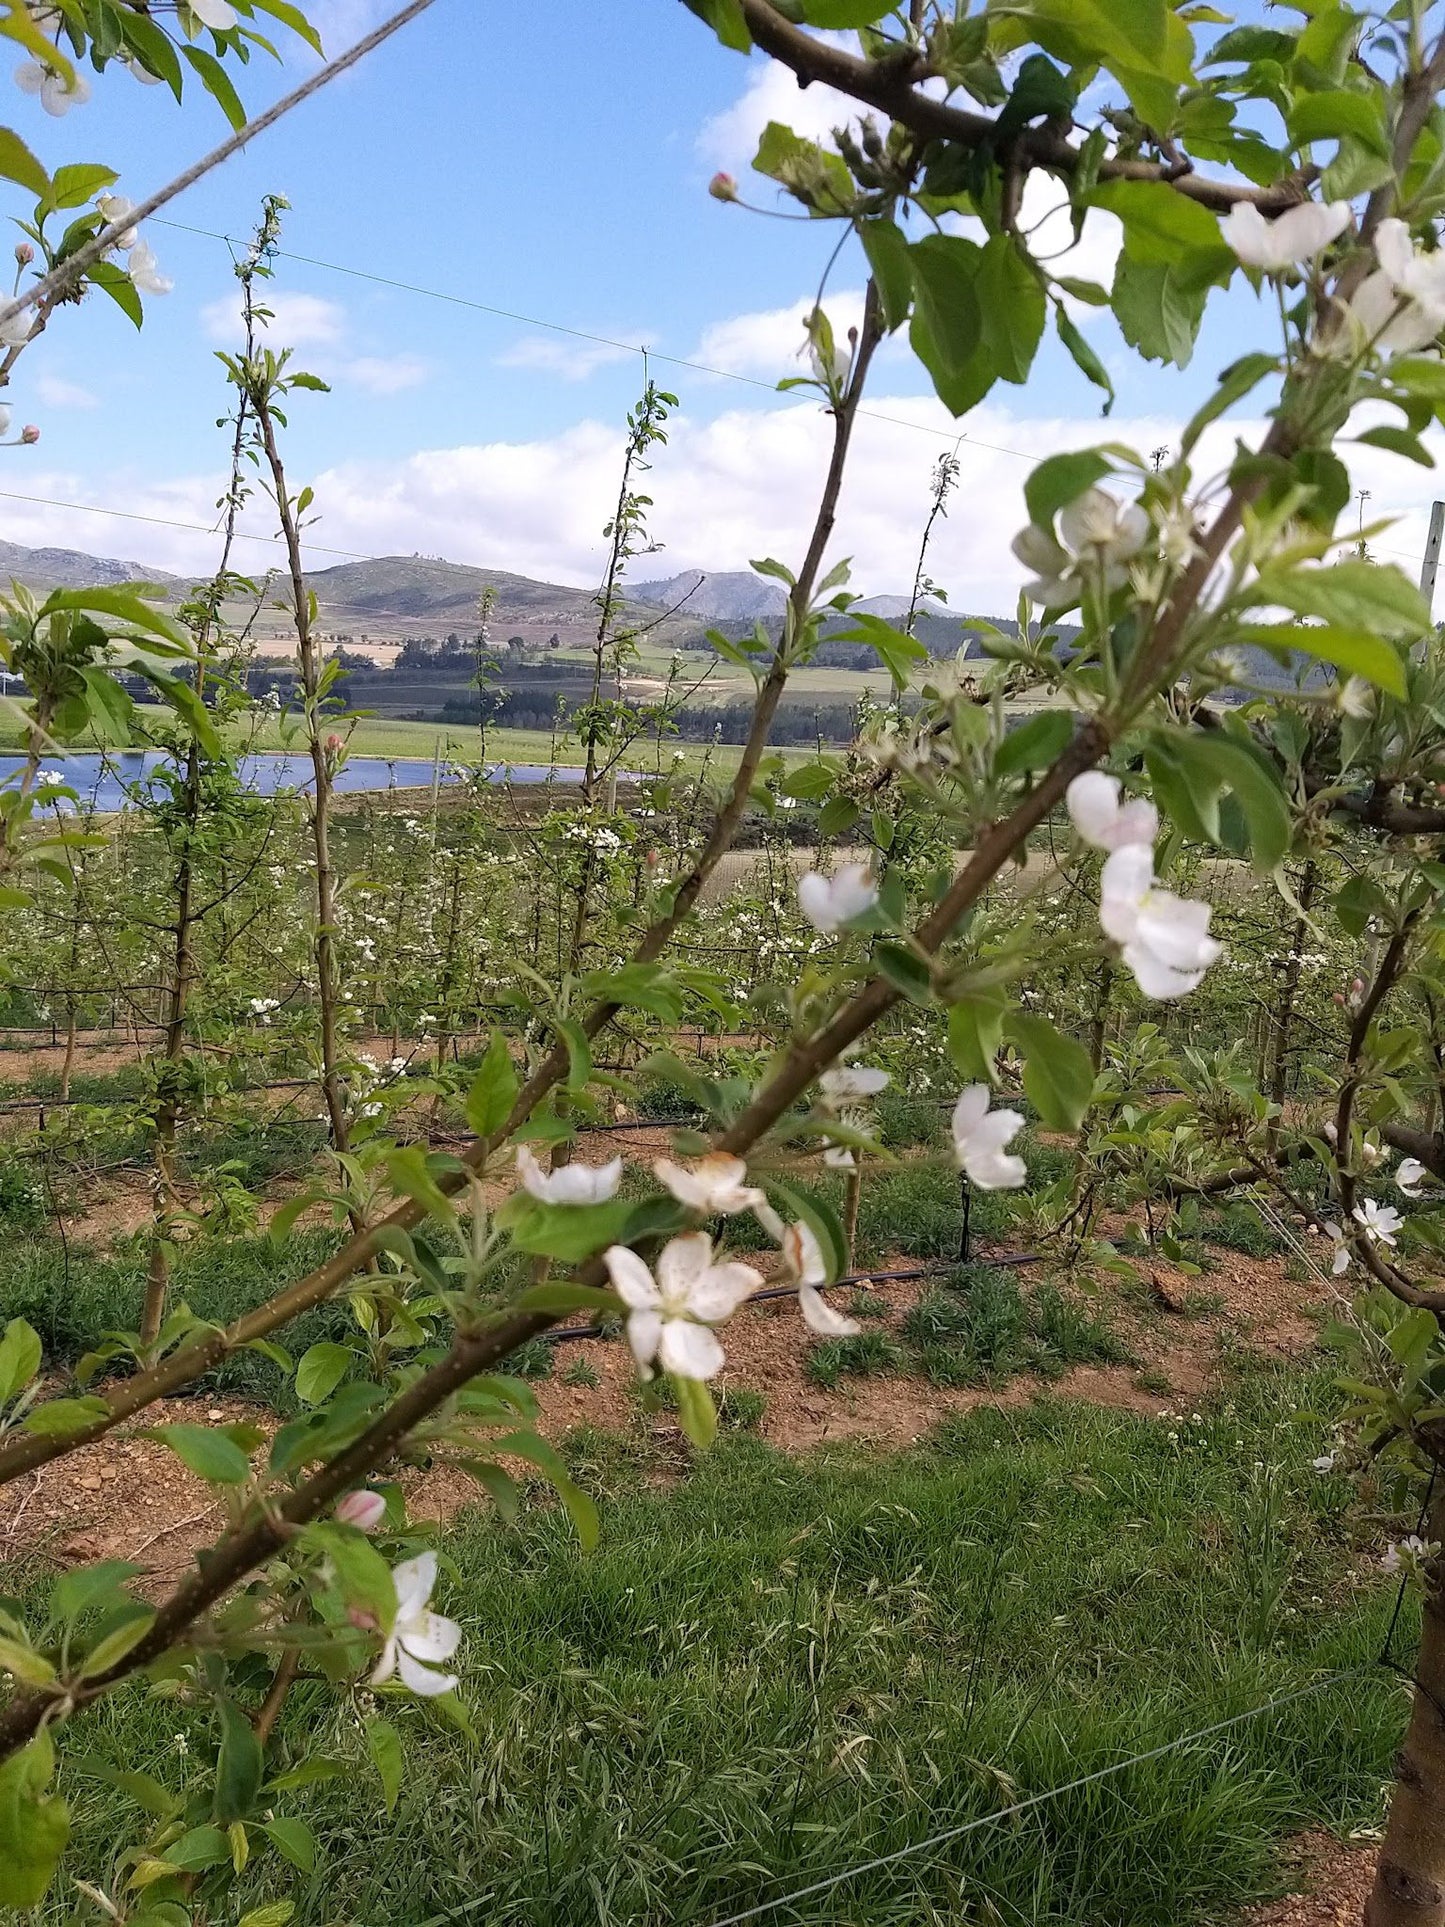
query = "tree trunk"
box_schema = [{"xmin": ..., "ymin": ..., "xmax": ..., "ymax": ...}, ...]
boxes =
[{"xmin": 1366, "ymin": 1479, "xmax": 1445, "ymax": 1926}]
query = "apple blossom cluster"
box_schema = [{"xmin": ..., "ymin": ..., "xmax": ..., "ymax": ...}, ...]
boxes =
[
  {"xmin": 11, "ymin": 0, "xmax": 237, "ymax": 114},
  {"xmin": 1066, "ymin": 770, "xmax": 1221, "ymax": 1000}
]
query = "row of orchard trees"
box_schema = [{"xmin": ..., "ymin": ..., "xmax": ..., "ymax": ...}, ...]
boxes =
[{"xmin": 5, "ymin": 2, "xmax": 1445, "ymax": 1923}]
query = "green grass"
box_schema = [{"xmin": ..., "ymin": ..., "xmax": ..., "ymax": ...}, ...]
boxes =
[{"xmin": 40, "ymin": 1371, "xmax": 1405, "ymax": 1926}]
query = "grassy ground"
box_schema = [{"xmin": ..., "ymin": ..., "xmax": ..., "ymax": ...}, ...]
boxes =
[
  {"xmin": 0, "ymin": 708, "xmax": 795, "ymax": 781},
  {"xmin": 38, "ymin": 1367, "xmax": 1404, "ymax": 1926}
]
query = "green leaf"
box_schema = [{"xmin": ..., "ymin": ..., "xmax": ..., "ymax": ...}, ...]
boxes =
[
  {"xmin": 681, "ymin": 0, "xmax": 752, "ymax": 51},
  {"xmin": 752, "ymin": 120, "xmax": 854, "ymax": 214},
  {"xmin": 495, "ymin": 1192, "xmax": 637, "ymax": 1263},
  {"xmin": 948, "ymin": 991, "xmax": 1008, "ymax": 1081},
  {"xmin": 768, "ymin": 1178, "xmax": 848, "ymax": 1284},
  {"xmin": 1182, "ymin": 732, "xmax": 1292, "ymax": 870},
  {"xmin": 975, "ymin": 235, "xmax": 1046, "ymax": 385},
  {"xmin": 583, "ymin": 964, "xmax": 685, "ymax": 1023},
  {"xmin": 673, "ymin": 1374, "xmax": 717, "ymax": 1449},
  {"xmin": 1055, "ymin": 303, "xmax": 1114, "ymax": 410},
  {"xmin": 1111, "ymin": 254, "xmax": 1210, "ymax": 367},
  {"xmin": 162, "ymin": 1824, "xmax": 230, "ymax": 1872},
  {"xmin": 248, "ymin": 0, "xmax": 325, "ymax": 54},
  {"xmin": 306, "ymin": 1522, "xmax": 396, "ymax": 1631},
  {"xmin": 1180, "ymin": 350, "xmax": 1278, "ymax": 453},
  {"xmin": 485, "ymin": 1431, "xmax": 600, "ymax": 1548},
  {"xmin": 1250, "ymin": 559, "xmax": 1430, "ymax": 639},
  {"xmin": 295, "ymin": 1341, "xmax": 351, "ymax": 1406},
  {"xmin": 239, "ymin": 1905, "xmax": 297, "ymax": 1927},
  {"xmin": 0, "ymin": 127, "xmax": 48, "ymax": 198},
  {"xmin": 1024, "ymin": 450, "xmax": 1111, "ymax": 527},
  {"xmin": 383, "ymin": 1144, "xmax": 456, "ymax": 1223},
  {"xmin": 214, "ymin": 1698, "xmax": 264, "ymax": 1824},
  {"xmin": 0, "ymin": 1733, "xmax": 68, "ymax": 1908},
  {"xmin": 1007, "ymin": 1013, "xmax": 1095, "ymax": 1130},
  {"xmin": 858, "ymin": 217, "xmax": 913, "ymax": 332},
  {"xmin": 0, "ymin": 1316, "xmax": 40, "ymax": 1402},
  {"xmin": 46, "ymin": 162, "xmax": 118, "ymax": 211},
  {"xmin": 556, "ymin": 1016, "xmax": 593, "ymax": 1093},
  {"xmin": 78, "ymin": 1604, "xmax": 156, "ymax": 1677},
  {"xmin": 23, "ymin": 1394, "xmax": 109, "ymax": 1437},
  {"xmin": 1234, "ymin": 622, "xmax": 1406, "ymax": 697},
  {"xmin": 995, "ymin": 709, "xmax": 1074, "ymax": 775},
  {"xmin": 261, "ymin": 1815, "xmax": 315, "ymax": 1873},
  {"xmin": 830, "ymin": 611, "xmax": 928, "ymax": 688},
  {"xmin": 41, "ymin": 585, "xmax": 189, "ymax": 650},
  {"xmin": 365, "ymin": 1716, "xmax": 403, "ymax": 1814},
  {"xmin": 908, "ymin": 234, "xmax": 995, "ymax": 415},
  {"xmin": 85, "ymin": 259, "xmax": 144, "ymax": 329},
  {"xmin": 181, "ymin": 43, "xmax": 246, "ymax": 129},
  {"xmin": 1289, "ymin": 90, "xmax": 1390, "ymax": 159},
  {"xmin": 1355, "ymin": 424, "xmax": 1434, "ymax": 466},
  {"xmin": 149, "ymin": 1423, "xmax": 252, "ymax": 1485},
  {"xmin": 798, "ymin": 0, "xmax": 895, "ymax": 22},
  {"xmin": 874, "ymin": 942, "xmax": 934, "ymax": 1004}
]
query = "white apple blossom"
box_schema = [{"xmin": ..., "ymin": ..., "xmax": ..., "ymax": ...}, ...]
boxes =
[
  {"xmin": 1011, "ymin": 522, "xmax": 1074, "ymax": 608},
  {"xmin": 187, "ymin": 0, "xmax": 238, "ymax": 27},
  {"xmin": 0, "ymin": 306, "xmax": 31, "ymax": 348},
  {"xmin": 1320, "ymin": 1221, "xmax": 1352, "ymax": 1275},
  {"xmin": 1059, "ymin": 489, "xmax": 1150, "ymax": 584},
  {"xmin": 783, "ymin": 1218, "xmax": 859, "ymax": 1336},
  {"xmin": 97, "ymin": 194, "xmax": 139, "ymax": 251},
  {"xmin": 14, "ymin": 58, "xmax": 90, "ymax": 115},
  {"xmin": 1336, "ymin": 675, "xmax": 1374, "ymax": 719},
  {"xmin": 1220, "ymin": 199, "xmax": 1350, "ymax": 272},
  {"xmin": 818, "ymin": 1065, "xmax": 890, "ymax": 1105},
  {"xmin": 1065, "ymin": 771, "xmax": 1159, "ymax": 853},
  {"xmin": 127, "ymin": 239, "xmax": 172, "ymax": 296},
  {"xmin": 1397, "ymin": 1157, "xmax": 1428, "ymax": 1199},
  {"xmin": 1312, "ymin": 1453, "xmax": 1336, "ymax": 1475},
  {"xmin": 516, "ymin": 1145, "xmax": 621, "ymax": 1205},
  {"xmin": 653, "ymin": 1152, "xmax": 764, "ymax": 1216},
  {"xmin": 798, "ymin": 862, "xmax": 878, "ymax": 933},
  {"xmin": 1382, "ymin": 1534, "xmax": 1440, "ymax": 1576},
  {"xmin": 603, "ymin": 1232, "xmax": 761, "ymax": 1379},
  {"xmin": 370, "ymin": 1552, "xmax": 461, "ymax": 1698},
  {"xmin": 951, "ymin": 1085, "xmax": 1026, "ymax": 1190},
  {"xmin": 1099, "ymin": 845, "xmax": 1221, "ymax": 1000},
  {"xmin": 1352, "ymin": 1198, "xmax": 1402, "ymax": 1247},
  {"xmin": 1340, "ymin": 217, "xmax": 1445, "ymax": 356}
]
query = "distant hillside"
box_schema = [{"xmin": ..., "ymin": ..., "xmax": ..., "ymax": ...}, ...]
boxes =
[
  {"xmin": 0, "ymin": 540, "xmax": 188, "ymax": 594},
  {"xmin": 306, "ymin": 556, "xmax": 602, "ymax": 627},
  {"xmin": 631, "ymin": 570, "xmax": 788, "ymax": 622}
]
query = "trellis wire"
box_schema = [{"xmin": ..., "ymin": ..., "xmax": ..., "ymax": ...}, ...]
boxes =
[{"xmin": 404, "ymin": 1666, "xmax": 1379, "ymax": 1927}]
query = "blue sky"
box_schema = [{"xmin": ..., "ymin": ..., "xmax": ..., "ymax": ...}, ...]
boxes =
[{"xmin": 0, "ymin": 0, "xmax": 1437, "ymax": 603}]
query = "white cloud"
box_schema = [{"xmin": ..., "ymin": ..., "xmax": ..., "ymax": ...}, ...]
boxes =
[
  {"xmin": 696, "ymin": 36, "xmax": 875, "ymax": 173},
  {"xmin": 344, "ymin": 354, "xmax": 429, "ymax": 395},
  {"xmin": 497, "ymin": 334, "xmax": 650, "ymax": 382},
  {"xmin": 14, "ymin": 398, "xmax": 1438, "ymax": 610},
  {"xmin": 695, "ymin": 289, "xmax": 867, "ymax": 379},
  {"xmin": 33, "ymin": 371, "xmax": 98, "ymax": 410},
  {"xmin": 200, "ymin": 289, "xmax": 347, "ymax": 349}
]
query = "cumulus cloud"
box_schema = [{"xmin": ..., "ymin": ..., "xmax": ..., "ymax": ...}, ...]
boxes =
[
  {"xmin": 15, "ymin": 397, "xmax": 1436, "ymax": 609},
  {"xmin": 33, "ymin": 371, "xmax": 98, "ymax": 410},
  {"xmin": 497, "ymin": 333, "xmax": 650, "ymax": 382},
  {"xmin": 694, "ymin": 288, "xmax": 867, "ymax": 379},
  {"xmin": 344, "ymin": 354, "xmax": 429, "ymax": 395},
  {"xmin": 200, "ymin": 289, "xmax": 346, "ymax": 349},
  {"xmin": 696, "ymin": 34, "xmax": 875, "ymax": 173}
]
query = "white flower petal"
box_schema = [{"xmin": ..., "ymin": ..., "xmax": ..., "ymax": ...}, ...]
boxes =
[
  {"xmin": 659, "ymin": 1317, "xmax": 725, "ymax": 1380},
  {"xmin": 656, "ymin": 1231, "xmax": 713, "ymax": 1307},
  {"xmin": 800, "ymin": 1284, "xmax": 859, "ymax": 1336},
  {"xmin": 391, "ymin": 1551, "xmax": 436, "ymax": 1617},
  {"xmin": 688, "ymin": 1259, "xmax": 761, "ymax": 1322},
  {"xmin": 604, "ymin": 1245, "xmax": 660, "ymax": 1312},
  {"xmin": 395, "ymin": 1648, "xmax": 458, "ymax": 1697},
  {"xmin": 626, "ymin": 1307, "xmax": 664, "ymax": 1368}
]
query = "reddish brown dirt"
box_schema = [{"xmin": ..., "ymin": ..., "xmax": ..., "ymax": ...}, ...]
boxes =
[{"xmin": 1242, "ymin": 1831, "xmax": 1379, "ymax": 1925}]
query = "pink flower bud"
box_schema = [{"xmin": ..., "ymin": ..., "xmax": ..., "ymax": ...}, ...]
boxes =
[
  {"xmin": 708, "ymin": 172, "xmax": 739, "ymax": 203},
  {"xmin": 13, "ymin": 242, "xmax": 33, "ymax": 266},
  {"xmin": 324, "ymin": 732, "xmax": 344, "ymax": 754},
  {"xmin": 336, "ymin": 1488, "xmax": 386, "ymax": 1532},
  {"xmin": 20, "ymin": 424, "xmax": 38, "ymax": 445},
  {"xmin": 1332, "ymin": 991, "xmax": 1345, "ymax": 1006},
  {"xmin": 346, "ymin": 1603, "xmax": 379, "ymax": 1631}
]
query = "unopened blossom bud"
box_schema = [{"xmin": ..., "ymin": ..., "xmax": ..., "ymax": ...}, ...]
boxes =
[
  {"xmin": 13, "ymin": 242, "xmax": 32, "ymax": 266},
  {"xmin": 709, "ymin": 171, "xmax": 738, "ymax": 203},
  {"xmin": 336, "ymin": 1488, "xmax": 386, "ymax": 1532},
  {"xmin": 20, "ymin": 424, "xmax": 38, "ymax": 445},
  {"xmin": 346, "ymin": 1603, "xmax": 379, "ymax": 1632},
  {"xmin": 324, "ymin": 732, "xmax": 344, "ymax": 754}
]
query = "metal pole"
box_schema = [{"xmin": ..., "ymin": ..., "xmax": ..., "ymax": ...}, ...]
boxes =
[
  {"xmin": 958, "ymin": 1172, "xmax": 972, "ymax": 1264},
  {"xmin": 1421, "ymin": 501, "xmax": 1445, "ymax": 614}
]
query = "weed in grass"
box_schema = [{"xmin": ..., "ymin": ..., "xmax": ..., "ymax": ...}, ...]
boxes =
[
  {"xmin": 1135, "ymin": 1367, "xmax": 1175, "ymax": 1396},
  {"xmin": 1182, "ymin": 1288, "xmax": 1227, "ymax": 1319},
  {"xmin": 1203, "ymin": 1201, "xmax": 1286, "ymax": 1257},
  {"xmin": 503, "ymin": 1335, "xmax": 556, "ymax": 1380},
  {"xmin": 1030, "ymin": 1281, "xmax": 1131, "ymax": 1369},
  {"xmin": 563, "ymin": 1355, "xmax": 600, "ymax": 1390},
  {"xmin": 719, "ymin": 1386, "xmax": 767, "ymax": 1431},
  {"xmin": 846, "ymin": 1288, "xmax": 891, "ymax": 1320},
  {"xmin": 807, "ymin": 1330, "xmax": 906, "ymax": 1389}
]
